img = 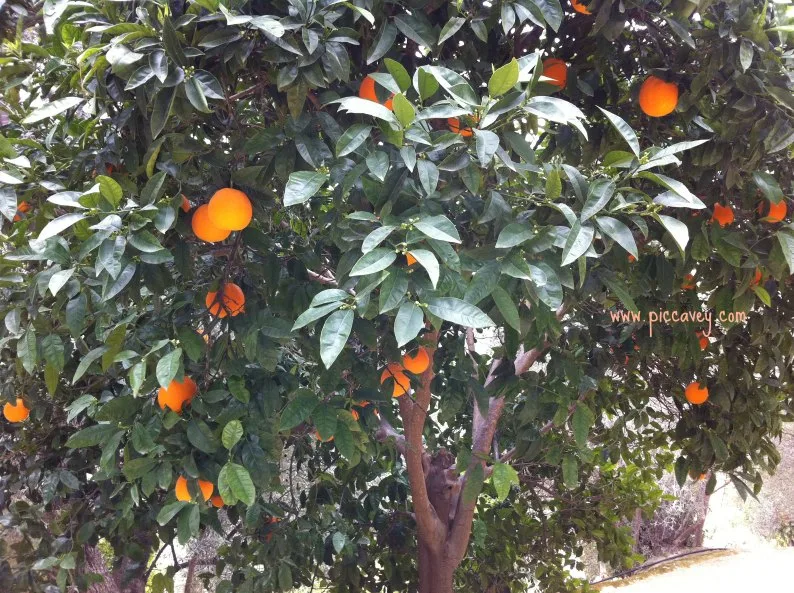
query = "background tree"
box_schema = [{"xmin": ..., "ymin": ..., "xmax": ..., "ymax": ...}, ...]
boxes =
[{"xmin": 1, "ymin": 1, "xmax": 794, "ymax": 593}]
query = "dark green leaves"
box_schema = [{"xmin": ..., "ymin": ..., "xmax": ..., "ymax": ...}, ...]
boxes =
[
  {"xmin": 581, "ymin": 179, "xmax": 616, "ymax": 221},
  {"xmin": 151, "ymin": 87, "xmax": 177, "ymax": 139},
  {"xmin": 561, "ymin": 221, "xmax": 595, "ymax": 266},
  {"xmin": 753, "ymin": 171, "xmax": 784, "ymax": 203},
  {"xmin": 284, "ymin": 171, "xmax": 329, "ymax": 206},
  {"xmin": 66, "ymin": 424, "xmax": 120, "ymax": 448},
  {"xmin": 492, "ymin": 462, "xmax": 519, "ymax": 501},
  {"xmin": 155, "ymin": 348, "xmax": 182, "ymax": 388},
  {"xmin": 350, "ymin": 249, "xmax": 396, "ymax": 276},
  {"xmin": 279, "ymin": 389, "xmax": 318, "ymax": 431},
  {"xmin": 414, "ymin": 215, "xmax": 461, "ymax": 243},
  {"xmin": 571, "ymin": 404, "xmax": 595, "ymax": 448},
  {"xmin": 394, "ymin": 301, "xmax": 424, "ymax": 347},
  {"xmin": 336, "ymin": 124, "xmax": 371, "ymax": 157},
  {"xmin": 22, "ymin": 97, "xmax": 84, "ymax": 124},
  {"xmin": 597, "ymin": 107, "xmax": 640, "ymax": 157},
  {"xmin": 187, "ymin": 420, "xmax": 220, "ymax": 453},
  {"xmin": 222, "ymin": 420, "xmax": 244, "ymax": 449},
  {"xmin": 596, "ymin": 217, "xmax": 638, "ymax": 258}
]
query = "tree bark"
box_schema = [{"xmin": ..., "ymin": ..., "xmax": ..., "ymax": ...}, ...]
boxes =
[
  {"xmin": 418, "ymin": 542, "xmax": 455, "ymax": 593},
  {"xmin": 82, "ymin": 545, "xmax": 147, "ymax": 593}
]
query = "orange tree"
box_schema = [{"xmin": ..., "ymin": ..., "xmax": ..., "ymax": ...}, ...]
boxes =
[{"xmin": 1, "ymin": 1, "xmax": 794, "ymax": 592}]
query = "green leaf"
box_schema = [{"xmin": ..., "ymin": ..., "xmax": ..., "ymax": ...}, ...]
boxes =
[
  {"xmin": 177, "ymin": 327, "xmax": 205, "ymax": 363},
  {"xmin": 278, "ymin": 564, "xmax": 293, "ymax": 591},
  {"xmin": 392, "ymin": 93, "xmax": 415, "ymax": 128},
  {"xmin": 571, "ymin": 404, "xmax": 595, "ymax": 448},
  {"xmin": 284, "ymin": 171, "xmax": 329, "ymax": 206},
  {"xmin": 426, "ymin": 297, "xmax": 494, "ymax": 328},
  {"xmin": 753, "ymin": 171, "xmax": 784, "ymax": 203},
  {"xmin": 320, "ymin": 309, "xmax": 354, "ymax": 368},
  {"xmin": 496, "ymin": 223, "xmax": 534, "ymax": 249},
  {"xmin": 595, "ymin": 216, "xmax": 638, "ymax": 258},
  {"xmin": 219, "ymin": 462, "xmax": 256, "ymax": 506},
  {"xmin": 394, "ymin": 301, "xmax": 424, "ymax": 348},
  {"xmin": 776, "ymin": 229, "xmax": 794, "ymax": 274},
  {"xmin": 336, "ymin": 124, "xmax": 371, "ymax": 157},
  {"xmin": 313, "ymin": 403, "xmax": 338, "ymax": 441},
  {"xmin": 227, "ymin": 376, "xmax": 250, "ymax": 404},
  {"xmin": 415, "ymin": 67, "xmax": 440, "ymax": 101},
  {"xmin": 177, "ymin": 505, "xmax": 200, "ymax": 545},
  {"xmin": 157, "ymin": 501, "xmax": 189, "ymax": 526},
  {"xmin": 123, "ymin": 457, "xmax": 158, "ymax": 480},
  {"xmin": 491, "ymin": 286, "xmax": 521, "ymax": 332},
  {"xmin": 409, "ymin": 249, "xmax": 439, "ymax": 289},
  {"xmin": 151, "ymin": 86, "xmax": 177, "ymax": 139},
  {"xmin": 72, "ymin": 346, "xmax": 107, "ymax": 384},
  {"xmin": 656, "ymin": 214, "xmax": 689, "ymax": 253},
  {"xmin": 292, "ymin": 302, "xmax": 344, "ymax": 330},
  {"xmin": 280, "ymin": 389, "xmax": 318, "ymax": 431},
  {"xmin": 474, "ymin": 129, "xmax": 500, "ymax": 166},
  {"xmin": 546, "ymin": 167, "xmax": 562, "ymax": 200},
  {"xmin": 597, "ymin": 107, "xmax": 640, "ymax": 157},
  {"xmin": 416, "ymin": 159, "xmax": 439, "ymax": 195},
  {"xmin": 384, "ymin": 58, "xmax": 411, "ymax": 92},
  {"xmin": 222, "ymin": 420, "xmax": 244, "ymax": 449},
  {"xmin": 367, "ymin": 22, "xmax": 397, "ymax": 64},
  {"xmin": 601, "ymin": 275, "xmax": 639, "ymax": 313},
  {"xmin": 38, "ymin": 213, "xmax": 86, "ymax": 241},
  {"xmin": 674, "ymin": 456, "xmax": 689, "ymax": 487},
  {"xmin": 488, "ymin": 58, "xmax": 519, "ymax": 97},
  {"xmin": 438, "ymin": 17, "xmax": 466, "ymax": 44},
  {"xmin": 187, "ymin": 420, "xmax": 220, "ymax": 453},
  {"xmin": 379, "ymin": 271, "xmax": 409, "ymax": 313},
  {"xmin": 525, "ymin": 96, "xmax": 587, "ymax": 139},
  {"xmin": 350, "ymin": 248, "xmax": 397, "ymax": 276},
  {"xmin": 462, "ymin": 463, "xmax": 485, "ymax": 505},
  {"xmin": 529, "ymin": 0, "xmax": 563, "ymax": 31},
  {"xmin": 414, "ymin": 215, "xmax": 461, "ymax": 243},
  {"xmin": 185, "ymin": 76, "xmax": 211, "ymax": 113},
  {"xmin": 464, "ymin": 261, "xmax": 501, "ymax": 304},
  {"xmin": 752, "ymin": 285, "xmax": 771, "ymax": 307},
  {"xmin": 581, "ymin": 179, "xmax": 616, "ymax": 221},
  {"xmin": 96, "ymin": 175, "xmax": 123, "ymax": 207},
  {"xmin": 155, "ymin": 348, "xmax": 182, "ymax": 388},
  {"xmin": 361, "ymin": 226, "xmax": 396, "ymax": 254},
  {"xmin": 66, "ymin": 424, "xmax": 119, "ymax": 448},
  {"xmin": 492, "ymin": 462, "xmax": 519, "ymax": 501},
  {"xmin": 561, "ymin": 221, "xmax": 594, "ymax": 266},
  {"xmin": 562, "ymin": 454, "xmax": 578, "ymax": 488},
  {"xmin": 333, "ymin": 97, "xmax": 400, "ymax": 127},
  {"xmin": 22, "ymin": 97, "xmax": 84, "ymax": 124},
  {"xmin": 102, "ymin": 324, "xmax": 127, "ymax": 371}
]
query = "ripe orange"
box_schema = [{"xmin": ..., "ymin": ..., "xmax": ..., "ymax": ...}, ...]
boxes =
[
  {"xmin": 380, "ymin": 363, "xmax": 410, "ymax": 397},
  {"xmin": 628, "ymin": 254, "xmax": 636, "ymax": 263},
  {"xmin": 106, "ymin": 164, "xmax": 115, "ymax": 175},
  {"xmin": 359, "ymin": 76, "xmax": 394, "ymax": 110},
  {"xmin": 3, "ymin": 398, "xmax": 30, "ymax": 423},
  {"xmin": 210, "ymin": 494, "xmax": 224, "ymax": 508},
  {"xmin": 750, "ymin": 268, "xmax": 763, "ymax": 286},
  {"xmin": 684, "ymin": 381, "xmax": 709, "ymax": 405},
  {"xmin": 542, "ymin": 58, "xmax": 568, "ymax": 89},
  {"xmin": 192, "ymin": 204, "xmax": 231, "ymax": 243},
  {"xmin": 181, "ymin": 195, "xmax": 192, "ymax": 213},
  {"xmin": 402, "ymin": 347, "xmax": 430, "ymax": 374},
  {"xmin": 208, "ymin": 188, "xmax": 253, "ymax": 231},
  {"xmin": 711, "ymin": 203, "xmax": 734, "ymax": 227},
  {"xmin": 638, "ymin": 76, "xmax": 679, "ymax": 117},
  {"xmin": 356, "ymin": 400, "xmax": 370, "ymax": 408},
  {"xmin": 351, "ymin": 409, "xmax": 360, "ymax": 421},
  {"xmin": 681, "ymin": 274, "xmax": 696, "ymax": 290},
  {"xmin": 205, "ymin": 282, "xmax": 246, "ymax": 318},
  {"xmin": 762, "ymin": 199, "xmax": 787, "ymax": 223},
  {"xmin": 405, "ymin": 252, "xmax": 417, "ymax": 266},
  {"xmin": 448, "ymin": 116, "xmax": 477, "ymax": 137},
  {"xmin": 175, "ymin": 476, "xmax": 213, "ymax": 502},
  {"xmin": 157, "ymin": 377, "xmax": 197, "ymax": 413},
  {"xmin": 570, "ymin": 0, "xmax": 591, "ymax": 14},
  {"xmin": 17, "ymin": 201, "xmax": 31, "ymax": 214},
  {"xmin": 315, "ymin": 431, "xmax": 334, "ymax": 442},
  {"xmin": 695, "ymin": 331, "xmax": 709, "ymax": 351}
]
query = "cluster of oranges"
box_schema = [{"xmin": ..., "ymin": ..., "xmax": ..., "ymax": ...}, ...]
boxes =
[
  {"xmin": 191, "ymin": 188, "xmax": 253, "ymax": 243},
  {"xmin": 174, "ymin": 475, "xmax": 225, "ymax": 507},
  {"xmin": 379, "ymin": 346, "xmax": 431, "ymax": 397},
  {"xmin": 3, "ymin": 398, "xmax": 30, "ymax": 423}
]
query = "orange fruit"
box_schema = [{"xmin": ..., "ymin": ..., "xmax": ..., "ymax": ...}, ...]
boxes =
[
  {"xmin": 695, "ymin": 330, "xmax": 708, "ymax": 349},
  {"xmin": 210, "ymin": 494, "xmax": 224, "ymax": 508},
  {"xmin": 684, "ymin": 381, "xmax": 709, "ymax": 405},
  {"xmin": 208, "ymin": 188, "xmax": 253, "ymax": 231},
  {"xmin": 17, "ymin": 201, "xmax": 31, "ymax": 214},
  {"xmin": 3, "ymin": 398, "xmax": 30, "ymax": 423},
  {"xmin": 106, "ymin": 164, "xmax": 115, "ymax": 175},
  {"xmin": 181, "ymin": 195, "xmax": 192, "ymax": 213},
  {"xmin": 351, "ymin": 409, "xmax": 360, "ymax": 421},
  {"xmin": 380, "ymin": 363, "xmax": 410, "ymax": 397},
  {"xmin": 763, "ymin": 199, "xmax": 787, "ymax": 223},
  {"xmin": 447, "ymin": 116, "xmax": 476, "ymax": 137},
  {"xmin": 175, "ymin": 476, "xmax": 213, "ymax": 502},
  {"xmin": 711, "ymin": 203, "xmax": 734, "ymax": 227},
  {"xmin": 405, "ymin": 252, "xmax": 417, "ymax": 266},
  {"xmin": 192, "ymin": 204, "xmax": 231, "ymax": 243},
  {"xmin": 638, "ymin": 76, "xmax": 679, "ymax": 118},
  {"xmin": 570, "ymin": 0, "xmax": 591, "ymax": 14},
  {"xmin": 356, "ymin": 400, "xmax": 370, "ymax": 408},
  {"xmin": 750, "ymin": 268, "xmax": 763, "ymax": 286},
  {"xmin": 315, "ymin": 431, "xmax": 334, "ymax": 442},
  {"xmin": 359, "ymin": 76, "xmax": 394, "ymax": 110},
  {"xmin": 542, "ymin": 58, "xmax": 568, "ymax": 89},
  {"xmin": 205, "ymin": 282, "xmax": 246, "ymax": 318},
  {"xmin": 628, "ymin": 254, "xmax": 636, "ymax": 263},
  {"xmin": 402, "ymin": 346, "xmax": 430, "ymax": 374},
  {"xmin": 157, "ymin": 377, "xmax": 197, "ymax": 413},
  {"xmin": 681, "ymin": 274, "xmax": 696, "ymax": 290}
]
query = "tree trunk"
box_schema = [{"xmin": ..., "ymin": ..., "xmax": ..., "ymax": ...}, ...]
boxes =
[
  {"xmin": 417, "ymin": 541, "xmax": 455, "ymax": 593},
  {"xmin": 82, "ymin": 545, "xmax": 147, "ymax": 593}
]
